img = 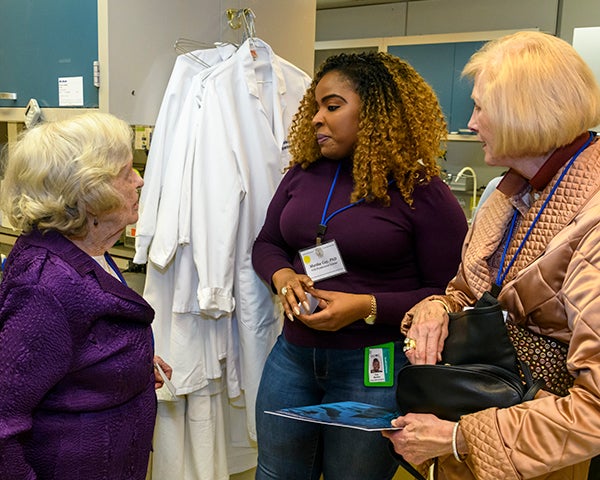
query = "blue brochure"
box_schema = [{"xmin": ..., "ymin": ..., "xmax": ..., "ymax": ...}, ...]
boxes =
[{"xmin": 266, "ymin": 401, "xmax": 401, "ymax": 431}]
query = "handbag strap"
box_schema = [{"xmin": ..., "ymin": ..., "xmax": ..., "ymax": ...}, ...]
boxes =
[
  {"xmin": 396, "ymin": 456, "xmax": 427, "ymax": 480},
  {"xmin": 519, "ymin": 360, "xmax": 545, "ymax": 401},
  {"xmin": 389, "ymin": 443, "xmax": 427, "ymax": 480},
  {"xmin": 474, "ymin": 290, "xmax": 500, "ymax": 307},
  {"xmin": 522, "ymin": 377, "xmax": 545, "ymax": 402}
]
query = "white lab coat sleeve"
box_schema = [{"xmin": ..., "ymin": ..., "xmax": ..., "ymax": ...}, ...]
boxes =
[
  {"xmin": 190, "ymin": 79, "xmax": 241, "ymax": 317},
  {"xmin": 177, "ymin": 67, "xmax": 223, "ymax": 248},
  {"xmin": 148, "ymin": 88, "xmax": 200, "ymax": 269},
  {"xmin": 134, "ymin": 54, "xmax": 204, "ymax": 264},
  {"xmin": 133, "ymin": 95, "xmax": 174, "ymax": 264},
  {"xmin": 135, "ymin": 48, "xmax": 237, "ymax": 265}
]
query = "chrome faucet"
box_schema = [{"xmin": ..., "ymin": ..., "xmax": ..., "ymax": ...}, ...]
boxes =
[{"xmin": 453, "ymin": 166, "xmax": 478, "ymax": 221}]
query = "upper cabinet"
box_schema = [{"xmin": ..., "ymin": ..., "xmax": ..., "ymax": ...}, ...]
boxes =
[
  {"xmin": 0, "ymin": 0, "xmax": 99, "ymax": 109},
  {"xmin": 387, "ymin": 41, "xmax": 484, "ymax": 133}
]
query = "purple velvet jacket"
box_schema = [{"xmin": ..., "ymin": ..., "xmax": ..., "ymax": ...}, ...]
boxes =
[
  {"xmin": 0, "ymin": 229, "xmax": 156, "ymax": 480},
  {"xmin": 252, "ymin": 158, "xmax": 468, "ymax": 349}
]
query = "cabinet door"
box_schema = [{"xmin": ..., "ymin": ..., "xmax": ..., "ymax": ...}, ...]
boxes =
[
  {"xmin": 388, "ymin": 43, "xmax": 455, "ymax": 128},
  {"xmin": 450, "ymin": 42, "xmax": 482, "ymax": 132},
  {"xmin": 0, "ymin": 0, "xmax": 98, "ymax": 108},
  {"xmin": 387, "ymin": 41, "xmax": 483, "ymax": 133}
]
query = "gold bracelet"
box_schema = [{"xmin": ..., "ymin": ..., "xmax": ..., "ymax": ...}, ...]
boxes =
[
  {"xmin": 429, "ymin": 298, "xmax": 450, "ymax": 313},
  {"xmin": 452, "ymin": 421, "xmax": 466, "ymax": 463},
  {"xmin": 364, "ymin": 295, "xmax": 377, "ymax": 325}
]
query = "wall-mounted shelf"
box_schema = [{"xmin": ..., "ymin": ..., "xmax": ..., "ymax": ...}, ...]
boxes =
[{"xmin": 447, "ymin": 133, "xmax": 480, "ymax": 142}]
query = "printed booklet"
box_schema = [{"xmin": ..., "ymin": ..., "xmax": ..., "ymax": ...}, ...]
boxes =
[{"xmin": 266, "ymin": 401, "xmax": 401, "ymax": 431}]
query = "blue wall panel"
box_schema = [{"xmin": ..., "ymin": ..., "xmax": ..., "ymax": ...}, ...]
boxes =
[
  {"xmin": 0, "ymin": 0, "xmax": 98, "ymax": 108},
  {"xmin": 388, "ymin": 41, "xmax": 483, "ymax": 133}
]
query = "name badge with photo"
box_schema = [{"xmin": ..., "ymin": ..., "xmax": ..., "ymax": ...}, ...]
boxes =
[
  {"xmin": 299, "ymin": 240, "xmax": 347, "ymax": 282},
  {"xmin": 364, "ymin": 342, "xmax": 394, "ymax": 387}
]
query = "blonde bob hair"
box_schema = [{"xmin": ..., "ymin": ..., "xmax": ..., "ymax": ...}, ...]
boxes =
[
  {"xmin": 462, "ymin": 31, "xmax": 600, "ymax": 158},
  {"xmin": 0, "ymin": 112, "xmax": 133, "ymax": 236}
]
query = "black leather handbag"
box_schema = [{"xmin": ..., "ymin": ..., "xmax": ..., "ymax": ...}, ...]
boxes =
[
  {"xmin": 396, "ymin": 363, "xmax": 540, "ymax": 422},
  {"xmin": 396, "ymin": 292, "xmax": 543, "ymax": 422},
  {"xmin": 441, "ymin": 292, "xmax": 519, "ymax": 372}
]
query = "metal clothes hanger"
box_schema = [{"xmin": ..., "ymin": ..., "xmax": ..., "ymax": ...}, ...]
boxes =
[
  {"xmin": 226, "ymin": 8, "xmax": 258, "ymax": 60},
  {"xmin": 174, "ymin": 8, "xmax": 258, "ymax": 66},
  {"xmin": 173, "ymin": 38, "xmax": 214, "ymax": 67}
]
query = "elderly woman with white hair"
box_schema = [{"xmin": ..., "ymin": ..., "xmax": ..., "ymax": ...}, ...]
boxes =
[{"xmin": 0, "ymin": 112, "xmax": 170, "ymax": 480}]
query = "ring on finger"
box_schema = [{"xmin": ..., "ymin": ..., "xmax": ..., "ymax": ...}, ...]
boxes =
[
  {"xmin": 281, "ymin": 286, "xmax": 290, "ymax": 295},
  {"xmin": 403, "ymin": 337, "xmax": 417, "ymax": 353}
]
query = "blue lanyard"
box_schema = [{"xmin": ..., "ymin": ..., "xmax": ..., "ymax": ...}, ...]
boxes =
[
  {"xmin": 316, "ymin": 162, "xmax": 394, "ymax": 244},
  {"xmin": 494, "ymin": 132, "xmax": 594, "ymax": 293},
  {"xmin": 104, "ymin": 252, "xmax": 127, "ymax": 285}
]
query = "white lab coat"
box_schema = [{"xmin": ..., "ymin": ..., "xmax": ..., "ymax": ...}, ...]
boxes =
[
  {"xmin": 137, "ymin": 39, "xmax": 311, "ymax": 479},
  {"xmin": 188, "ymin": 38, "xmax": 311, "ymax": 438},
  {"xmin": 146, "ymin": 55, "xmax": 243, "ymax": 395},
  {"xmin": 138, "ymin": 46, "xmax": 249, "ymax": 480},
  {"xmin": 135, "ymin": 45, "xmax": 236, "ymax": 265}
]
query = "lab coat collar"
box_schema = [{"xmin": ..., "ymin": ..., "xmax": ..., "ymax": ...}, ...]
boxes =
[{"xmin": 238, "ymin": 37, "xmax": 287, "ymax": 98}]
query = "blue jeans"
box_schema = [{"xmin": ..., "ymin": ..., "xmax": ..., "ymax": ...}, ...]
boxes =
[{"xmin": 255, "ymin": 335, "xmax": 407, "ymax": 480}]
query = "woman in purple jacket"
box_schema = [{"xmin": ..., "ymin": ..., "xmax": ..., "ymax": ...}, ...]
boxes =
[
  {"xmin": 0, "ymin": 112, "xmax": 170, "ymax": 479},
  {"xmin": 252, "ymin": 52, "xmax": 468, "ymax": 479}
]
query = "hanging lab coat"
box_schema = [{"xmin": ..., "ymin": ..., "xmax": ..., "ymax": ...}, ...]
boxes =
[
  {"xmin": 144, "ymin": 55, "xmax": 244, "ymax": 397},
  {"xmin": 140, "ymin": 47, "xmax": 252, "ymax": 480},
  {"xmin": 139, "ymin": 38, "xmax": 311, "ymax": 478},
  {"xmin": 135, "ymin": 45, "xmax": 236, "ymax": 265},
  {"xmin": 188, "ymin": 38, "xmax": 311, "ymax": 438}
]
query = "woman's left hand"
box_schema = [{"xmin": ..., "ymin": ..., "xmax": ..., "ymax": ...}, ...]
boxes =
[
  {"xmin": 153, "ymin": 355, "xmax": 172, "ymax": 390},
  {"xmin": 296, "ymin": 288, "xmax": 370, "ymax": 331},
  {"xmin": 382, "ymin": 414, "xmax": 455, "ymax": 465},
  {"xmin": 404, "ymin": 300, "xmax": 449, "ymax": 365}
]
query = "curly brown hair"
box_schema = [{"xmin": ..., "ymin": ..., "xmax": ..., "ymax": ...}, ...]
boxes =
[{"xmin": 288, "ymin": 52, "xmax": 447, "ymax": 205}]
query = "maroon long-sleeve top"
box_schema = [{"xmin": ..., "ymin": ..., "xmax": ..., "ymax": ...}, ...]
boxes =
[{"xmin": 252, "ymin": 158, "xmax": 468, "ymax": 349}]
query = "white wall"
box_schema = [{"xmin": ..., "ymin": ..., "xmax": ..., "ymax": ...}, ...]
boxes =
[
  {"xmin": 101, "ymin": 0, "xmax": 317, "ymax": 124},
  {"xmin": 249, "ymin": 0, "xmax": 316, "ymax": 76},
  {"xmin": 560, "ymin": 0, "xmax": 600, "ymax": 43}
]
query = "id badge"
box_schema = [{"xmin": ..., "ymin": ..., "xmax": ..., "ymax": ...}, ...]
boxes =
[
  {"xmin": 299, "ymin": 240, "xmax": 347, "ymax": 282},
  {"xmin": 364, "ymin": 342, "xmax": 394, "ymax": 387}
]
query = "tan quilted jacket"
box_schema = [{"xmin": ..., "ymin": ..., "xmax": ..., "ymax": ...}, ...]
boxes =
[{"xmin": 431, "ymin": 139, "xmax": 600, "ymax": 479}]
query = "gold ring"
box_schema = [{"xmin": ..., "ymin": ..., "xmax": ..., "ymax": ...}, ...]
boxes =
[
  {"xmin": 403, "ymin": 337, "xmax": 416, "ymax": 353},
  {"xmin": 281, "ymin": 286, "xmax": 289, "ymax": 295}
]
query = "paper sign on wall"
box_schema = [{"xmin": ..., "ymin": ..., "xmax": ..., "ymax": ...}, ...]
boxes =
[{"xmin": 58, "ymin": 76, "xmax": 84, "ymax": 106}]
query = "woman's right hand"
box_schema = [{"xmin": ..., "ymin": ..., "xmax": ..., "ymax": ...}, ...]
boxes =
[
  {"xmin": 153, "ymin": 355, "xmax": 173, "ymax": 390},
  {"xmin": 272, "ymin": 268, "xmax": 315, "ymax": 322},
  {"xmin": 382, "ymin": 413, "xmax": 458, "ymax": 465},
  {"xmin": 403, "ymin": 299, "xmax": 450, "ymax": 365}
]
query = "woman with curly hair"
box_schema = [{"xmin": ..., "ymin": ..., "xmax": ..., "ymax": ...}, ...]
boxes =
[{"xmin": 251, "ymin": 52, "xmax": 468, "ymax": 479}]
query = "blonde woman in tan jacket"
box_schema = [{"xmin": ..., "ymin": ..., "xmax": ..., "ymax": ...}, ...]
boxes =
[{"xmin": 384, "ymin": 31, "xmax": 600, "ymax": 480}]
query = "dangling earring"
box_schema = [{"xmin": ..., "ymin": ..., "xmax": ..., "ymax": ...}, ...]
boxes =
[{"xmin": 93, "ymin": 217, "xmax": 99, "ymax": 227}]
